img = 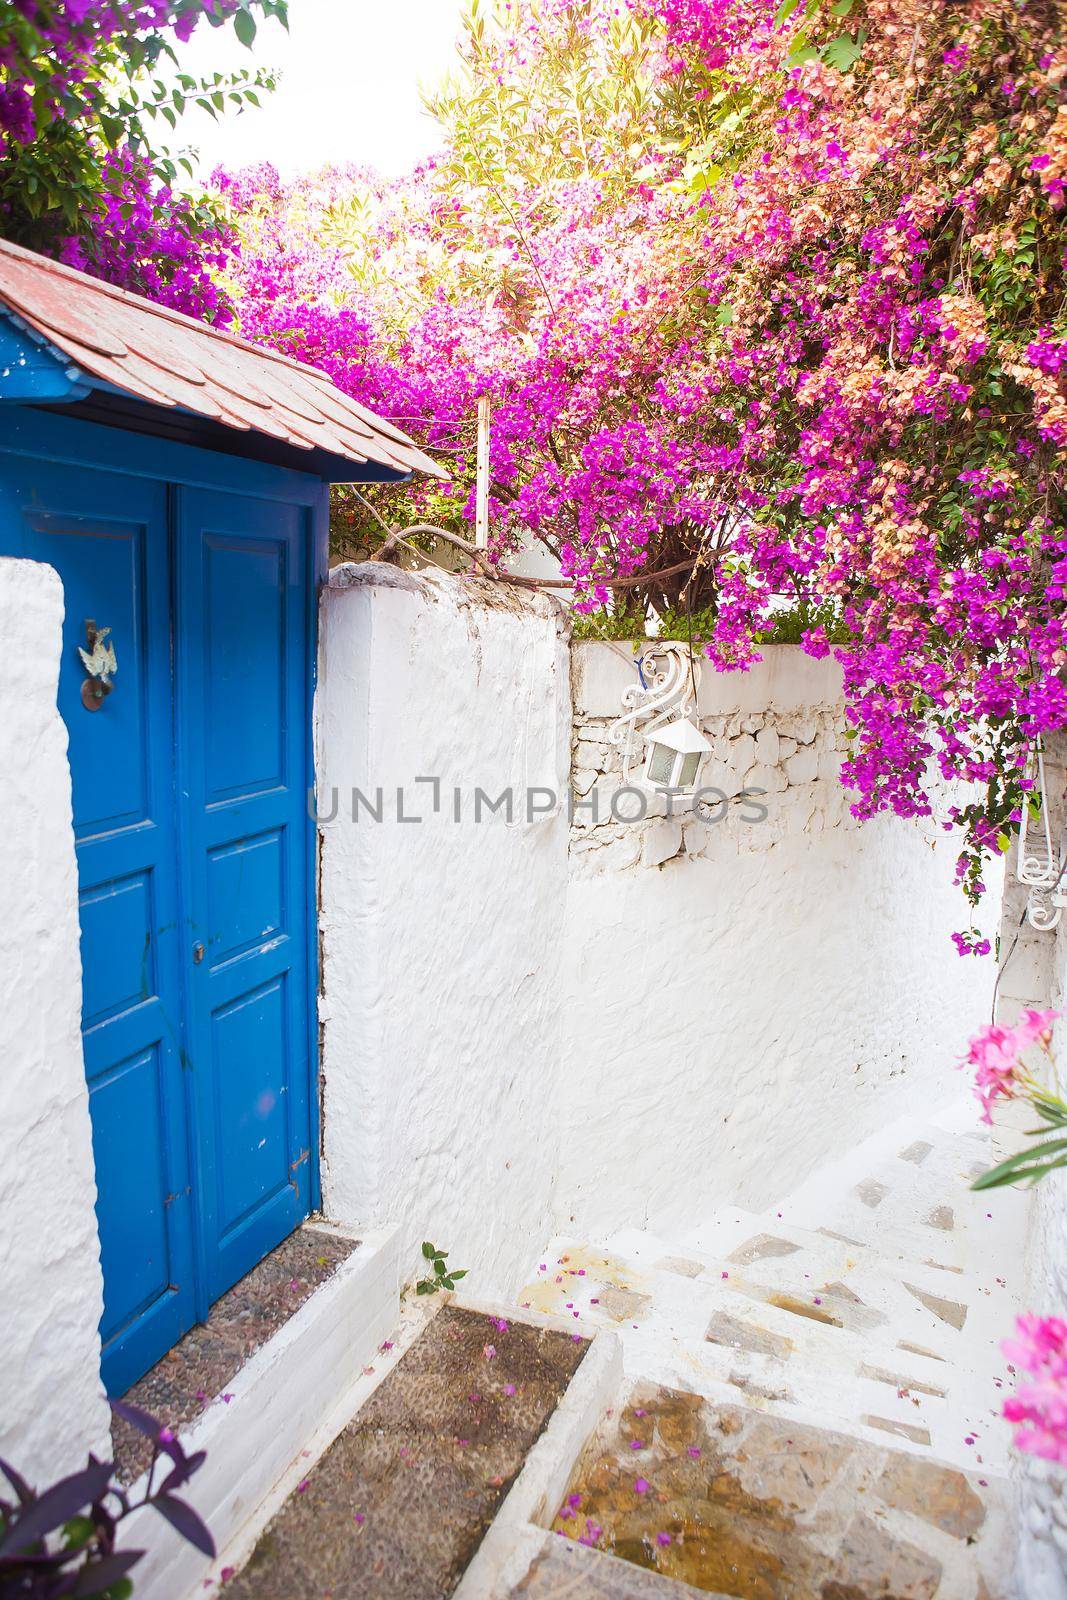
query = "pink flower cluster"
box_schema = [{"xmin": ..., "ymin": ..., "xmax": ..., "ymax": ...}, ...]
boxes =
[
  {"xmin": 60, "ymin": 150, "xmax": 234, "ymax": 323},
  {"xmin": 961, "ymin": 1010, "xmax": 1058, "ymax": 1124},
  {"xmin": 206, "ymin": 0, "xmax": 1067, "ymax": 941},
  {"xmin": 1003, "ymin": 1315, "xmax": 1067, "ymax": 1465}
]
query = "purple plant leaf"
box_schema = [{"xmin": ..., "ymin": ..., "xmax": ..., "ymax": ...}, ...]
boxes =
[
  {"xmin": 0, "ymin": 1459, "xmax": 113, "ymax": 1557},
  {"xmin": 150, "ymin": 1493, "xmax": 215, "ymax": 1558},
  {"xmin": 110, "ymin": 1398, "xmax": 186, "ymax": 1469},
  {"xmin": 158, "ymin": 1450, "xmax": 206, "ymax": 1494},
  {"xmin": 0, "ymin": 1456, "xmax": 34, "ymax": 1506},
  {"xmin": 108, "ymin": 1399, "xmax": 165, "ymax": 1442},
  {"xmin": 71, "ymin": 1548, "xmax": 143, "ymax": 1595}
]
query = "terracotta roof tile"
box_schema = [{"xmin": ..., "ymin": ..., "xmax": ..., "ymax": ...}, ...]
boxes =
[{"xmin": 0, "ymin": 238, "xmax": 446, "ymax": 481}]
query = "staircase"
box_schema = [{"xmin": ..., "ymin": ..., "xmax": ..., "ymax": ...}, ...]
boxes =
[
  {"xmin": 156, "ymin": 1098, "xmax": 1028, "ymax": 1599},
  {"xmin": 484, "ymin": 1095, "xmax": 1030, "ymax": 1597}
]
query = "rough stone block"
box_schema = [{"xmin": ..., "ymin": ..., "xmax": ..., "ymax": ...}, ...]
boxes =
[
  {"xmin": 730, "ymin": 732, "xmax": 756, "ymax": 772},
  {"xmin": 698, "ymin": 760, "xmax": 742, "ymax": 800},
  {"xmin": 827, "ymin": 1513, "xmax": 941, "ymax": 1596},
  {"xmin": 904, "ymin": 1284, "xmax": 968, "ymax": 1329},
  {"xmin": 817, "ymin": 748, "xmax": 843, "ymax": 783},
  {"xmin": 641, "ymin": 818, "xmax": 683, "ymax": 869},
  {"xmin": 727, "ymin": 1234, "xmax": 801, "ymax": 1266},
  {"xmin": 784, "ymin": 746, "xmax": 820, "ymax": 785},
  {"xmin": 754, "ymin": 726, "xmax": 780, "ymax": 765},
  {"xmin": 875, "ymin": 1456, "xmax": 986, "ymax": 1539},
  {"xmin": 744, "ymin": 763, "xmax": 787, "ymax": 796},
  {"xmin": 706, "ymin": 1311, "xmax": 792, "ymax": 1359},
  {"xmin": 778, "ymin": 713, "xmax": 818, "ymax": 744}
]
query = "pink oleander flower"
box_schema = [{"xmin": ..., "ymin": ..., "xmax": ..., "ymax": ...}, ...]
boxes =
[
  {"xmin": 1002, "ymin": 1315, "xmax": 1067, "ymax": 1464},
  {"xmin": 961, "ymin": 1012, "xmax": 1059, "ymax": 1123}
]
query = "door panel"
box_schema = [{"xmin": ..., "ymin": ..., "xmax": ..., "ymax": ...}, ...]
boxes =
[
  {"xmin": 4, "ymin": 462, "xmax": 198, "ymax": 1394},
  {"xmin": 177, "ymin": 488, "xmax": 312, "ymax": 1303},
  {"xmin": 0, "ymin": 456, "xmax": 317, "ymax": 1394}
]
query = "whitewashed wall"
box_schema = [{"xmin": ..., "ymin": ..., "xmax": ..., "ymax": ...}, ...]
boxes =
[
  {"xmin": 316, "ymin": 564, "xmax": 572, "ymax": 1296},
  {"xmin": 556, "ymin": 642, "xmax": 1000, "ymax": 1241},
  {"xmin": 0, "ymin": 557, "xmax": 109, "ymax": 1485}
]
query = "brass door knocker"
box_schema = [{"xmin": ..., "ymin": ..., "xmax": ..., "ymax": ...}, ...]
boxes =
[{"xmin": 78, "ymin": 619, "xmax": 117, "ymax": 711}]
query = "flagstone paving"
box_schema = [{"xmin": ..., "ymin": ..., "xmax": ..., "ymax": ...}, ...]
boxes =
[
  {"xmin": 544, "ymin": 1385, "xmax": 1009, "ymax": 1598},
  {"xmin": 498, "ymin": 1096, "xmax": 1025, "ymax": 1598},
  {"xmin": 512, "ymin": 1098, "xmax": 1030, "ymax": 1479}
]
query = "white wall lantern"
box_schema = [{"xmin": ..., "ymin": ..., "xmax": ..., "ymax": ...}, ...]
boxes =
[
  {"xmin": 608, "ymin": 643, "xmax": 710, "ymax": 797},
  {"xmin": 643, "ymin": 715, "xmax": 712, "ymax": 792}
]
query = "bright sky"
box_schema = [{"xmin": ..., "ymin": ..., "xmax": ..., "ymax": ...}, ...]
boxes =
[{"xmin": 175, "ymin": 0, "xmax": 466, "ymax": 180}]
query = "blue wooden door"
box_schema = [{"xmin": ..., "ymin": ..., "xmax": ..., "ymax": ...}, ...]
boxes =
[
  {"xmin": 3, "ymin": 460, "xmax": 199, "ymax": 1393},
  {"xmin": 175, "ymin": 488, "xmax": 313, "ymax": 1303},
  {"xmin": 0, "ymin": 458, "xmax": 315, "ymax": 1393}
]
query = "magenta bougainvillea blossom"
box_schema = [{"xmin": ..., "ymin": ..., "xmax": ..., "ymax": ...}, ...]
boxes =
[
  {"xmin": 211, "ymin": 0, "xmax": 1067, "ymax": 941},
  {"xmin": 1002, "ymin": 1315, "xmax": 1067, "ymax": 1465},
  {"xmin": 0, "ymin": 1, "xmax": 285, "ymax": 319},
  {"xmin": 60, "ymin": 149, "xmax": 235, "ymax": 322}
]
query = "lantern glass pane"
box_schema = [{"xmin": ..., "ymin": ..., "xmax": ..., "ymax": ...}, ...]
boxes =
[
  {"xmin": 647, "ymin": 743, "xmax": 675, "ymax": 785},
  {"xmin": 678, "ymin": 751, "xmax": 702, "ymax": 789}
]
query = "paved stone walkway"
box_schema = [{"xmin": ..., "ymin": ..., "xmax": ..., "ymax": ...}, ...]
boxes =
[
  {"xmin": 544, "ymin": 1385, "xmax": 1007, "ymax": 1597},
  {"xmin": 505, "ymin": 1096, "xmax": 1026, "ymax": 1598}
]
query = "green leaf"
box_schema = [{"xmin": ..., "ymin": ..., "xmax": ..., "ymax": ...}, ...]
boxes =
[
  {"xmin": 823, "ymin": 32, "xmax": 864, "ymax": 72},
  {"xmin": 233, "ymin": 7, "xmax": 257, "ymax": 46},
  {"xmin": 715, "ymin": 301, "xmax": 734, "ymax": 326},
  {"xmin": 416, "ymin": 1279, "xmax": 436, "ymax": 1294},
  {"xmin": 830, "ymin": 0, "xmax": 855, "ymax": 11},
  {"xmin": 421, "ymin": 1241, "xmax": 437, "ymax": 1259},
  {"xmin": 773, "ymin": 0, "xmax": 799, "ymax": 26},
  {"xmin": 996, "ymin": 831, "xmax": 1011, "ymax": 853},
  {"xmin": 971, "ymin": 1136, "xmax": 1067, "ymax": 1190},
  {"xmin": 450, "ymin": 1269, "xmax": 468, "ymax": 1281},
  {"xmin": 62, "ymin": 1515, "xmax": 95, "ymax": 1551},
  {"xmin": 1030, "ymin": 1093, "xmax": 1067, "ymax": 1126}
]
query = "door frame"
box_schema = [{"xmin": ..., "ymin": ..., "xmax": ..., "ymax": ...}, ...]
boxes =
[{"xmin": 0, "ymin": 404, "xmax": 328, "ymax": 1355}]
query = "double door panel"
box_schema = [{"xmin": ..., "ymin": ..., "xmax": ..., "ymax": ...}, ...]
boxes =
[{"xmin": 5, "ymin": 460, "xmax": 313, "ymax": 1393}]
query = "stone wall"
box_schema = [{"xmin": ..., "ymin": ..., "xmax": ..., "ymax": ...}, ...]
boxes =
[
  {"xmin": 570, "ymin": 642, "xmax": 853, "ymax": 876},
  {"xmin": 0, "ymin": 557, "xmax": 110, "ymax": 1486}
]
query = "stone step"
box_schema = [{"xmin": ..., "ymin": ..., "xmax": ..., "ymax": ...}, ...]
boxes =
[
  {"xmin": 777, "ymin": 1116, "xmax": 1033, "ymax": 1282},
  {"xmin": 613, "ymin": 1209, "xmax": 1016, "ymax": 1342},
  {"xmin": 212, "ymin": 1303, "xmax": 596, "ymax": 1600},
  {"xmin": 117, "ymin": 1224, "xmax": 400, "ymax": 1600},
  {"xmin": 514, "ymin": 1233, "xmax": 1015, "ymax": 1474},
  {"xmin": 506, "ymin": 1531, "xmax": 722, "ymax": 1597},
  {"xmin": 528, "ymin": 1380, "xmax": 1013, "ymax": 1600}
]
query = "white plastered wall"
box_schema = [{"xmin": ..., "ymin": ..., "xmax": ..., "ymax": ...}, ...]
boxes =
[
  {"xmin": 316, "ymin": 564, "xmax": 572, "ymax": 1297},
  {"xmin": 317, "ymin": 590, "xmax": 999, "ymax": 1290},
  {"xmin": 0, "ymin": 556, "xmax": 109, "ymax": 1485},
  {"xmin": 556, "ymin": 642, "xmax": 1001, "ymax": 1241}
]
